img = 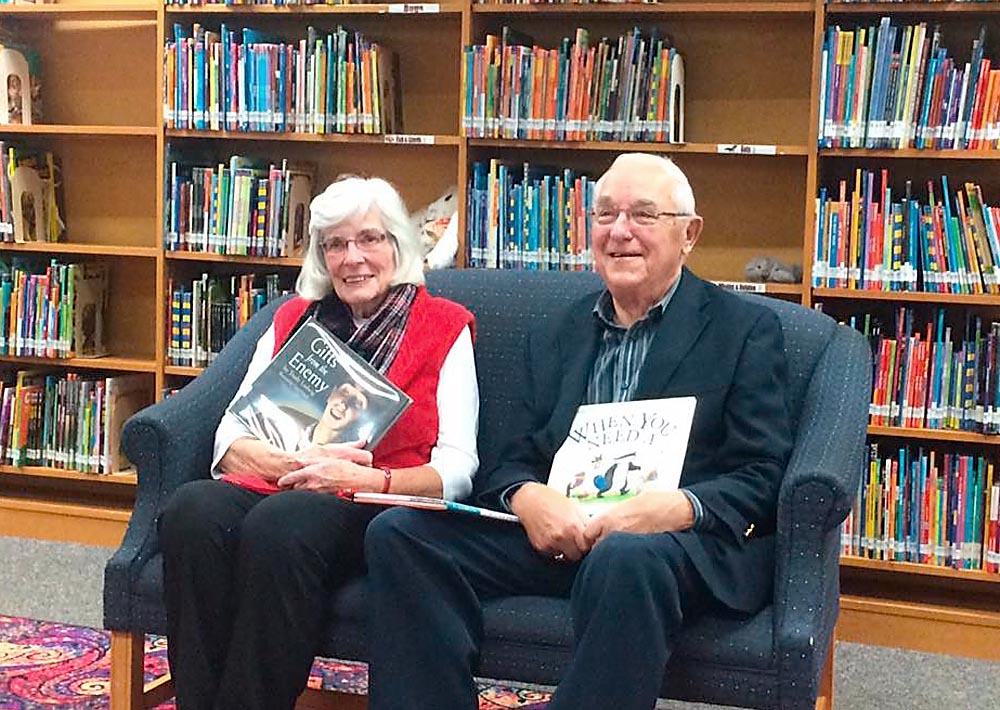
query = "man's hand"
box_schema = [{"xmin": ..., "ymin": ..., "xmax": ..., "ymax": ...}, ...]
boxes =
[
  {"xmin": 510, "ymin": 483, "xmax": 590, "ymax": 562},
  {"xmin": 277, "ymin": 458, "xmax": 380, "ymax": 494},
  {"xmin": 584, "ymin": 490, "xmax": 695, "ymax": 547}
]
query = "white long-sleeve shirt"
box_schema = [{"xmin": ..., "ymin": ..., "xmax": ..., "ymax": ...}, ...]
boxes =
[{"xmin": 212, "ymin": 324, "xmax": 479, "ymax": 501}]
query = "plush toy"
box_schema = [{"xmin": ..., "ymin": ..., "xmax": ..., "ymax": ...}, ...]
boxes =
[
  {"xmin": 744, "ymin": 256, "xmax": 803, "ymax": 284},
  {"xmin": 412, "ymin": 185, "xmax": 458, "ymax": 269}
]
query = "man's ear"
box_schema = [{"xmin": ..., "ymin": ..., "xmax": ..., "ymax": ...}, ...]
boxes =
[{"xmin": 683, "ymin": 216, "xmax": 703, "ymax": 255}]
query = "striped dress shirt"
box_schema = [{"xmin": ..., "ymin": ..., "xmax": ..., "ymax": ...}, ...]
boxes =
[{"xmin": 584, "ymin": 274, "xmax": 707, "ymax": 530}]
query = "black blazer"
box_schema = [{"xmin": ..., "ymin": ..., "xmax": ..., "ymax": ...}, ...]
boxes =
[{"xmin": 478, "ymin": 269, "xmax": 794, "ymax": 613}]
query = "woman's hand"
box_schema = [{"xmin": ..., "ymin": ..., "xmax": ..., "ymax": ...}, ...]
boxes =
[
  {"xmin": 298, "ymin": 439, "xmax": 373, "ymax": 466},
  {"xmin": 276, "ymin": 456, "xmax": 380, "ymax": 494}
]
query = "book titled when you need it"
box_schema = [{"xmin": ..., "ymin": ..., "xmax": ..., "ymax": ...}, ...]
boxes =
[{"xmin": 548, "ymin": 397, "xmax": 697, "ymax": 514}]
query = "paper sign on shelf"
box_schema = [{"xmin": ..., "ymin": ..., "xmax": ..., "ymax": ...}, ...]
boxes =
[
  {"xmin": 716, "ymin": 144, "xmax": 778, "ymax": 155},
  {"xmin": 387, "ymin": 4, "xmax": 440, "ymax": 13},
  {"xmin": 383, "ymin": 134, "xmax": 436, "ymax": 145}
]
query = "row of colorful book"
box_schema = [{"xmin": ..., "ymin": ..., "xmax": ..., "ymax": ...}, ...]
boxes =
[
  {"xmin": 164, "ymin": 1, "xmax": 374, "ymax": 5},
  {"xmin": 168, "ymin": 273, "xmax": 287, "ymax": 367},
  {"xmin": 473, "ymin": 0, "xmax": 654, "ymax": 4},
  {"xmin": 819, "ymin": 19, "xmax": 999, "ymax": 151},
  {"xmin": 165, "ymin": 23, "xmax": 401, "ymax": 135},
  {"xmin": 812, "ymin": 172, "xmax": 1000, "ymax": 293},
  {"xmin": 0, "ymin": 371, "xmax": 149, "ymax": 475},
  {"xmin": 0, "ymin": 260, "xmax": 107, "ymax": 360},
  {"xmin": 841, "ymin": 443, "xmax": 999, "ymax": 574},
  {"xmin": 166, "ymin": 154, "xmax": 314, "ymax": 256},
  {"xmin": 843, "ymin": 307, "xmax": 1000, "ymax": 433},
  {"xmin": 466, "ymin": 160, "xmax": 595, "ymax": 271},
  {"xmin": 463, "ymin": 27, "xmax": 684, "ymax": 143},
  {"xmin": 0, "ymin": 143, "xmax": 65, "ymax": 245}
]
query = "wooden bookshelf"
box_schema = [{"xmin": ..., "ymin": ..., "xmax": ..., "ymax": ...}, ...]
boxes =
[
  {"xmin": 813, "ymin": 288, "xmax": 1000, "ymax": 305},
  {"xmin": 0, "ymin": 2, "xmax": 157, "ymax": 534},
  {"xmin": 167, "ymin": 128, "xmax": 463, "ymax": 145},
  {"xmin": 469, "ymin": 137, "xmax": 812, "ymax": 156},
  {"xmin": 826, "ymin": 1, "xmax": 1000, "ymax": 17},
  {"xmin": 868, "ymin": 425, "xmax": 1000, "ymax": 445},
  {"xmin": 810, "ymin": 0, "xmax": 1000, "ymax": 660},
  {"xmin": 1, "ymin": 0, "xmax": 998, "ymax": 662},
  {"xmin": 0, "ymin": 464, "xmax": 136, "ymax": 486}
]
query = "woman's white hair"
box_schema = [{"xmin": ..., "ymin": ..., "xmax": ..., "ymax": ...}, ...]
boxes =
[{"xmin": 295, "ymin": 175, "xmax": 425, "ymax": 300}]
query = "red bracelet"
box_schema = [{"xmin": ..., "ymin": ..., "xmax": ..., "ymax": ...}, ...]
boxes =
[{"xmin": 379, "ymin": 466, "xmax": 392, "ymax": 494}]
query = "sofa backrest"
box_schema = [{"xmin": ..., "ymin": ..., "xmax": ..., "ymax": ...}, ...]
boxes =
[
  {"xmin": 201, "ymin": 271, "xmax": 845, "ymax": 481},
  {"xmin": 425, "ymin": 269, "xmax": 844, "ymax": 474},
  {"xmin": 426, "ymin": 269, "xmax": 604, "ymax": 474}
]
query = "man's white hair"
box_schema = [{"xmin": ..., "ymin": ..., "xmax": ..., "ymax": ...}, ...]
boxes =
[{"xmin": 594, "ymin": 153, "xmax": 696, "ymax": 215}]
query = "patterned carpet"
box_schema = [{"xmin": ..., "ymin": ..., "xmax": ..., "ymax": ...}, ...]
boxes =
[{"xmin": 0, "ymin": 615, "xmax": 552, "ymax": 709}]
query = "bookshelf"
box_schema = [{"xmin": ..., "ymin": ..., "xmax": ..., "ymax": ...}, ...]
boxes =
[
  {"xmin": 0, "ymin": 0, "xmax": 158, "ymax": 546},
  {"xmin": 810, "ymin": 0, "xmax": 1000, "ymax": 663},
  {"xmin": 0, "ymin": 0, "xmax": 997, "ymax": 660}
]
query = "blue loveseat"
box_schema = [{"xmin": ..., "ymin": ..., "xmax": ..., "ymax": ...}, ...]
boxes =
[{"xmin": 104, "ymin": 268, "xmax": 870, "ymax": 710}]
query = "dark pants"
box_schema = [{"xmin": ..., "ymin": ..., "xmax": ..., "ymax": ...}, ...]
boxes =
[
  {"xmin": 364, "ymin": 507, "xmax": 713, "ymax": 710},
  {"xmin": 158, "ymin": 479, "xmax": 378, "ymax": 710}
]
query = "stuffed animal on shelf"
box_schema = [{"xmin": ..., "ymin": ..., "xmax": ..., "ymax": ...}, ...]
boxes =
[
  {"xmin": 744, "ymin": 256, "xmax": 803, "ymax": 284},
  {"xmin": 412, "ymin": 185, "xmax": 458, "ymax": 269}
]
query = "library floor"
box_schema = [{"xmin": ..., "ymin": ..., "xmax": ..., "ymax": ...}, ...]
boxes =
[{"xmin": 2, "ymin": 536, "xmax": 997, "ymax": 710}]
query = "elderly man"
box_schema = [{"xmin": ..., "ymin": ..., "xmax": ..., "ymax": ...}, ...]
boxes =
[{"xmin": 364, "ymin": 153, "xmax": 793, "ymax": 710}]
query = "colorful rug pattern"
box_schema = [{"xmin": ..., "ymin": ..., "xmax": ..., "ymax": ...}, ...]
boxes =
[{"xmin": 0, "ymin": 615, "xmax": 551, "ymax": 709}]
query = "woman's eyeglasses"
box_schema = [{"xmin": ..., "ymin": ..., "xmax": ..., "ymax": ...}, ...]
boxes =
[{"xmin": 321, "ymin": 232, "xmax": 389, "ymax": 255}]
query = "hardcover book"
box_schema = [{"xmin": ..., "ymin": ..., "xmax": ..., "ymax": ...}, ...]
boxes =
[
  {"xmin": 72, "ymin": 262, "xmax": 108, "ymax": 358},
  {"xmin": 547, "ymin": 396, "xmax": 697, "ymax": 514},
  {"xmin": 228, "ymin": 315, "xmax": 412, "ymax": 456}
]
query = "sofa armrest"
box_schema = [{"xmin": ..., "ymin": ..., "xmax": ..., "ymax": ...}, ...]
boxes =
[
  {"xmin": 104, "ymin": 297, "xmax": 289, "ymax": 630},
  {"xmin": 772, "ymin": 325, "xmax": 871, "ymax": 709}
]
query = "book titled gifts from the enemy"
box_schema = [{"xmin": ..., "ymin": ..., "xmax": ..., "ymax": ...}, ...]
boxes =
[
  {"xmin": 227, "ymin": 316, "xmax": 412, "ymax": 456},
  {"xmin": 547, "ymin": 396, "xmax": 697, "ymax": 513}
]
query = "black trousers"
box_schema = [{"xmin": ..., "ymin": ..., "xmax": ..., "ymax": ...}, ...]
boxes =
[
  {"xmin": 158, "ymin": 479, "xmax": 378, "ymax": 710},
  {"xmin": 364, "ymin": 507, "xmax": 713, "ymax": 710}
]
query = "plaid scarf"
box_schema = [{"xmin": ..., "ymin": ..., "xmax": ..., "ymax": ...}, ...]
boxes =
[{"xmin": 314, "ymin": 283, "xmax": 418, "ymax": 373}]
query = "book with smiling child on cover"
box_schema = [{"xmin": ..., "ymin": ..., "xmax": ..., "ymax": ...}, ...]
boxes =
[{"xmin": 222, "ymin": 315, "xmax": 411, "ymax": 495}]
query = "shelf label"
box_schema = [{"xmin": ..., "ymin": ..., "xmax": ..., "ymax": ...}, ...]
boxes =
[
  {"xmin": 388, "ymin": 3, "xmax": 440, "ymax": 13},
  {"xmin": 716, "ymin": 143, "xmax": 778, "ymax": 156},
  {"xmin": 713, "ymin": 281, "xmax": 766, "ymax": 294},
  {"xmin": 383, "ymin": 134, "xmax": 436, "ymax": 145}
]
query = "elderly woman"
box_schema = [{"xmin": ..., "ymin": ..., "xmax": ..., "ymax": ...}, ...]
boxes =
[{"xmin": 158, "ymin": 175, "xmax": 479, "ymax": 710}]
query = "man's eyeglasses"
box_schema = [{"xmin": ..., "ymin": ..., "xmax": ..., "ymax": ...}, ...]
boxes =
[
  {"xmin": 321, "ymin": 232, "xmax": 389, "ymax": 255},
  {"xmin": 591, "ymin": 207, "xmax": 691, "ymax": 227}
]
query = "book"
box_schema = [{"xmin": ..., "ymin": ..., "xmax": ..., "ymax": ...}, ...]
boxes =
[
  {"xmin": 348, "ymin": 491, "xmax": 519, "ymax": 524},
  {"xmin": 0, "ymin": 46, "xmax": 32, "ymax": 126},
  {"xmin": 102, "ymin": 374, "xmax": 151, "ymax": 474},
  {"xmin": 8, "ymin": 149, "xmax": 65, "ymax": 244},
  {"xmin": 547, "ymin": 396, "xmax": 697, "ymax": 514},
  {"xmin": 71, "ymin": 262, "xmax": 108, "ymax": 358},
  {"xmin": 226, "ymin": 315, "xmax": 412, "ymax": 476}
]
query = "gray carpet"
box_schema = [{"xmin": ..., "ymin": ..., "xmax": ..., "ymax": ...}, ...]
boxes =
[{"xmin": 1, "ymin": 535, "xmax": 998, "ymax": 709}]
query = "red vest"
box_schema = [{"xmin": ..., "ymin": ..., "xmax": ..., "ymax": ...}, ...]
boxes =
[{"xmin": 270, "ymin": 287, "xmax": 475, "ymax": 469}]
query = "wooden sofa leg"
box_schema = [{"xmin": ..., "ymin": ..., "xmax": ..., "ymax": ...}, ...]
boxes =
[
  {"xmin": 814, "ymin": 634, "xmax": 835, "ymax": 710},
  {"xmin": 109, "ymin": 630, "xmax": 175, "ymax": 710},
  {"xmin": 110, "ymin": 631, "xmax": 145, "ymax": 710},
  {"xmin": 296, "ymin": 687, "xmax": 368, "ymax": 710}
]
